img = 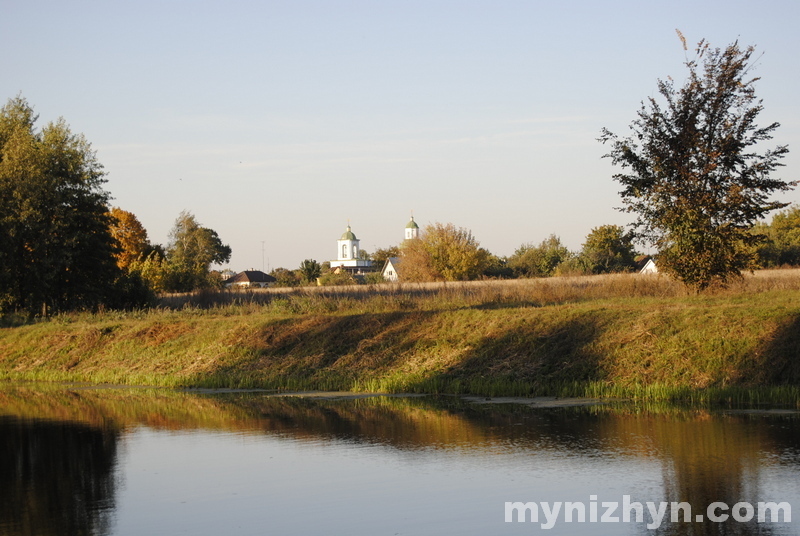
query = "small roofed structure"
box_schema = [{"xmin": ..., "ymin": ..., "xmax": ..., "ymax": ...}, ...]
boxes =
[
  {"xmin": 381, "ymin": 257, "xmax": 402, "ymax": 282},
  {"xmin": 225, "ymin": 270, "xmax": 277, "ymax": 288},
  {"xmin": 635, "ymin": 256, "xmax": 658, "ymax": 275}
]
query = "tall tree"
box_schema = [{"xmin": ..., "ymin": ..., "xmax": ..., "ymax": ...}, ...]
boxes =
[
  {"xmin": 401, "ymin": 222, "xmax": 489, "ymax": 282},
  {"xmin": 600, "ymin": 35, "xmax": 795, "ymax": 290},
  {"xmin": 165, "ymin": 211, "xmax": 231, "ymax": 291},
  {"xmin": 0, "ymin": 96, "xmax": 119, "ymax": 314}
]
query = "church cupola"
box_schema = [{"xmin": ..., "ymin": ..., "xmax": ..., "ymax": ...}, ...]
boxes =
[
  {"xmin": 338, "ymin": 224, "xmax": 359, "ymax": 261},
  {"xmin": 405, "ymin": 215, "xmax": 419, "ymax": 240}
]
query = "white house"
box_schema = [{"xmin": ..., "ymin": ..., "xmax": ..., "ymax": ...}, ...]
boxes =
[
  {"xmin": 329, "ymin": 224, "xmax": 373, "ymax": 273},
  {"xmin": 381, "ymin": 257, "xmax": 402, "ymax": 282},
  {"xmin": 639, "ymin": 258, "xmax": 658, "ymax": 274}
]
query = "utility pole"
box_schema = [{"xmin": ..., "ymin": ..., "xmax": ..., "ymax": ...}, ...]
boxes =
[{"xmin": 261, "ymin": 241, "xmax": 265, "ymax": 272}]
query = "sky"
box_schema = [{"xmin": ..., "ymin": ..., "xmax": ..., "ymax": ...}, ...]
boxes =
[{"xmin": 3, "ymin": 0, "xmax": 799, "ymax": 271}]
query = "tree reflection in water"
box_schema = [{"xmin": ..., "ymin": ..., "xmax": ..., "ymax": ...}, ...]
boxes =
[
  {"xmin": 0, "ymin": 416, "xmax": 120, "ymax": 536},
  {"xmin": 0, "ymin": 385, "xmax": 797, "ymax": 535}
]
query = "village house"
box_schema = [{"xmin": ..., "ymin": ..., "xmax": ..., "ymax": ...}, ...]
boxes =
[
  {"xmin": 381, "ymin": 257, "xmax": 402, "ymax": 282},
  {"xmin": 636, "ymin": 255, "xmax": 659, "ymax": 274},
  {"xmin": 224, "ymin": 270, "xmax": 277, "ymax": 288}
]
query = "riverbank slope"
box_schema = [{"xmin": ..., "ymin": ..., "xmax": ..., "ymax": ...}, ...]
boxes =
[{"xmin": 1, "ymin": 272, "xmax": 799, "ymax": 403}]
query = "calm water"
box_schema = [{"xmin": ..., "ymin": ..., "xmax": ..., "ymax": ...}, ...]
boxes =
[{"xmin": 0, "ymin": 384, "xmax": 798, "ymax": 536}]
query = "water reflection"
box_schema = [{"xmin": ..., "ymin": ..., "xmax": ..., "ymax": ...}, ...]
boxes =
[
  {"xmin": 0, "ymin": 415, "xmax": 119, "ymax": 536},
  {"xmin": 0, "ymin": 384, "xmax": 797, "ymax": 535}
]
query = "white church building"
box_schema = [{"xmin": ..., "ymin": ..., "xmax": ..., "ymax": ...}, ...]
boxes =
[
  {"xmin": 329, "ymin": 224, "xmax": 373, "ymax": 274},
  {"xmin": 329, "ymin": 216, "xmax": 421, "ymax": 278}
]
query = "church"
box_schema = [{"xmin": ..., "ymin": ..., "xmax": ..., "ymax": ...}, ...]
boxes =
[
  {"xmin": 329, "ymin": 215, "xmax": 420, "ymax": 277},
  {"xmin": 329, "ymin": 224, "xmax": 373, "ymax": 274}
]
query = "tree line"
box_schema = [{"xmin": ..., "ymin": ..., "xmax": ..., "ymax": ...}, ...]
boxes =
[
  {"xmin": 0, "ymin": 95, "xmax": 231, "ymax": 315},
  {"xmin": 1, "ymin": 34, "xmax": 796, "ymax": 311}
]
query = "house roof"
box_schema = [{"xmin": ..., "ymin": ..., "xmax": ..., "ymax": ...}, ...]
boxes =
[
  {"xmin": 382, "ymin": 257, "xmax": 402, "ymax": 271},
  {"xmin": 227, "ymin": 270, "xmax": 277, "ymax": 284},
  {"xmin": 634, "ymin": 255, "xmax": 653, "ymax": 271}
]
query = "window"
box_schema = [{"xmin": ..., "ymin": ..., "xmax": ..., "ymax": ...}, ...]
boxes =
[{"xmin": 342, "ymin": 244, "xmax": 347, "ymax": 258}]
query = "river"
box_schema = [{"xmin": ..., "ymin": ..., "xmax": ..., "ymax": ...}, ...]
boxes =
[{"xmin": 1, "ymin": 383, "xmax": 798, "ymax": 535}]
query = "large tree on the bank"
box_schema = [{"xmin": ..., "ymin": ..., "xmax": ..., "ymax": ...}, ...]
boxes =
[
  {"xmin": 600, "ymin": 35, "xmax": 795, "ymax": 290},
  {"xmin": 0, "ymin": 96, "xmax": 119, "ymax": 314},
  {"xmin": 164, "ymin": 211, "xmax": 231, "ymax": 291}
]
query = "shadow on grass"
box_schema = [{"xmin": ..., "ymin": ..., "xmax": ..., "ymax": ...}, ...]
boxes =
[
  {"xmin": 194, "ymin": 304, "xmax": 800, "ymax": 402},
  {"xmin": 208, "ymin": 311, "xmax": 438, "ymax": 384},
  {"xmin": 399, "ymin": 311, "xmax": 606, "ymax": 395},
  {"xmin": 751, "ymin": 313, "xmax": 800, "ymax": 385},
  {"xmin": 200, "ymin": 308, "xmax": 607, "ymax": 395}
]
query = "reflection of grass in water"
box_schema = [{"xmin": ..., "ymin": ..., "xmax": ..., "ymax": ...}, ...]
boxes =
[
  {"xmin": 0, "ymin": 382, "xmax": 261, "ymax": 430},
  {"xmin": 3, "ymin": 384, "xmax": 794, "ymax": 536},
  {"xmin": 1, "ymin": 382, "xmax": 797, "ymax": 461}
]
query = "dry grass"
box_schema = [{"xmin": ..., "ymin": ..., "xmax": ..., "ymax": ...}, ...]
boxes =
[
  {"xmin": 157, "ymin": 269, "xmax": 800, "ymax": 312},
  {"xmin": 2, "ymin": 269, "xmax": 799, "ymax": 404}
]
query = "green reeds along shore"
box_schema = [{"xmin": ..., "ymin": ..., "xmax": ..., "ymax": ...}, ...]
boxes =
[{"xmin": 1, "ymin": 270, "xmax": 799, "ymax": 406}]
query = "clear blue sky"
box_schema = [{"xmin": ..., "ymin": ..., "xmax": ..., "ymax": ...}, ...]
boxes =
[{"xmin": 3, "ymin": 0, "xmax": 799, "ymax": 271}]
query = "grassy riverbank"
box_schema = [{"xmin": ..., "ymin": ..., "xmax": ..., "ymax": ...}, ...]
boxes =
[{"xmin": 1, "ymin": 271, "xmax": 799, "ymax": 404}]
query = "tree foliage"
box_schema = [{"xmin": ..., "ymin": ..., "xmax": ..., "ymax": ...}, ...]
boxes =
[
  {"xmin": 400, "ymin": 222, "xmax": 489, "ymax": 282},
  {"xmin": 581, "ymin": 224, "xmax": 637, "ymax": 274},
  {"xmin": 318, "ymin": 270, "xmax": 358, "ymax": 286},
  {"xmin": 482, "ymin": 252, "xmax": 513, "ymax": 279},
  {"xmin": 270, "ymin": 267, "xmax": 302, "ymax": 287},
  {"xmin": 108, "ymin": 207, "xmax": 150, "ymax": 270},
  {"xmin": 754, "ymin": 205, "xmax": 800, "ymax": 267},
  {"xmin": 370, "ymin": 246, "xmax": 401, "ymax": 267},
  {"xmin": 298, "ymin": 259, "xmax": 322, "ymax": 284},
  {"xmin": 129, "ymin": 251, "xmax": 170, "ymax": 293},
  {"xmin": 600, "ymin": 36, "xmax": 795, "ymax": 290},
  {"xmin": 0, "ymin": 96, "xmax": 120, "ymax": 314},
  {"xmin": 508, "ymin": 235, "xmax": 571, "ymax": 278},
  {"xmin": 162, "ymin": 211, "xmax": 231, "ymax": 292}
]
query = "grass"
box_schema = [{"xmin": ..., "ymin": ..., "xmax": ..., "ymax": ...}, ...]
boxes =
[{"xmin": 1, "ymin": 269, "xmax": 799, "ymax": 405}]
